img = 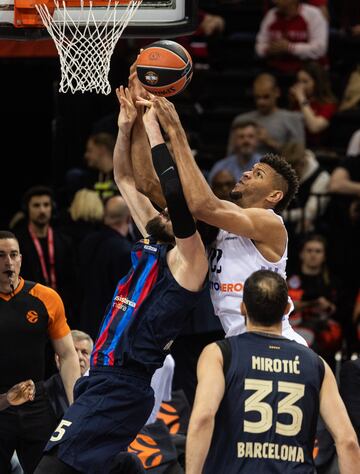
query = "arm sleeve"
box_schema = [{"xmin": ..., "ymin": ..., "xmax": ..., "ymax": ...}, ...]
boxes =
[
  {"xmin": 151, "ymin": 143, "xmax": 196, "ymax": 239},
  {"xmin": 255, "ymin": 10, "xmax": 276, "ymax": 57},
  {"xmin": 29, "ymin": 285, "xmax": 71, "ymax": 340},
  {"xmin": 288, "ymin": 6, "xmax": 328, "ymax": 59}
]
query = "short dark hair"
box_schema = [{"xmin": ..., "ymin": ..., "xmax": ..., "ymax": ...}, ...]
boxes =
[
  {"xmin": 89, "ymin": 133, "xmax": 116, "ymax": 154},
  {"xmin": 0, "ymin": 231, "xmax": 18, "ymax": 243},
  {"xmin": 22, "ymin": 186, "xmax": 54, "ymax": 213},
  {"xmin": 243, "ymin": 270, "xmax": 288, "ymax": 327},
  {"xmin": 232, "ymin": 120, "xmax": 258, "ymax": 132},
  {"xmin": 260, "ymin": 154, "xmax": 299, "ymax": 212},
  {"xmin": 300, "ymin": 233, "xmax": 327, "ymax": 252}
]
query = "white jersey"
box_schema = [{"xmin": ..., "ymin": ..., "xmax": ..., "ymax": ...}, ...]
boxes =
[{"xmin": 209, "ymin": 211, "xmax": 305, "ymax": 344}]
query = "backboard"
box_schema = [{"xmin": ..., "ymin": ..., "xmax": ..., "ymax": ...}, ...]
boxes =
[{"xmin": 0, "ymin": 0, "xmax": 198, "ymax": 38}]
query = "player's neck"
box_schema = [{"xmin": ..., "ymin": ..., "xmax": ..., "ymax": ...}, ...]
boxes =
[
  {"xmin": 29, "ymin": 221, "xmax": 49, "ymax": 238},
  {"xmin": 247, "ymin": 321, "xmax": 282, "ymax": 336}
]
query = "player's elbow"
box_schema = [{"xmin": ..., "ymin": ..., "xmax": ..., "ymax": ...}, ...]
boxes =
[
  {"xmin": 337, "ymin": 435, "xmax": 360, "ymax": 456},
  {"xmin": 190, "ymin": 410, "xmax": 215, "ymax": 432}
]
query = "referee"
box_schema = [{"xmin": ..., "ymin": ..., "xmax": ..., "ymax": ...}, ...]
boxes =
[{"xmin": 0, "ymin": 231, "xmax": 80, "ymax": 474}]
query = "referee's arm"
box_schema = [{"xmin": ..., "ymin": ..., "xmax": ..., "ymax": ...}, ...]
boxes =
[{"xmin": 186, "ymin": 343, "xmax": 225, "ymax": 474}]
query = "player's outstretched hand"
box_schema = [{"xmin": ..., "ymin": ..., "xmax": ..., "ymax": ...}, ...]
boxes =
[
  {"xmin": 116, "ymin": 86, "xmax": 137, "ymax": 131},
  {"xmin": 7, "ymin": 379, "xmax": 35, "ymax": 406},
  {"xmin": 137, "ymin": 96, "xmax": 181, "ymax": 133},
  {"xmin": 128, "ymin": 51, "xmax": 149, "ymax": 104}
]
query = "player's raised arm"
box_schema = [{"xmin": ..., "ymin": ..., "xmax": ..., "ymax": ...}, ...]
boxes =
[
  {"xmin": 320, "ymin": 360, "xmax": 360, "ymax": 473},
  {"xmin": 128, "ymin": 61, "xmax": 166, "ymax": 209},
  {"xmin": 145, "ymin": 97, "xmax": 288, "ymax": 245},
  {"xmin": 141, "ymin": 102, "xmax": 208, "ymax": 289},
  {"xmin": 113, "ymin": 86, "xmax": 158, "ymax": 237}
]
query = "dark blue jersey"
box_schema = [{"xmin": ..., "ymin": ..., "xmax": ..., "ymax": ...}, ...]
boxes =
[
  {"xmin": 205, "ymin": 332, "xmax": 325, "ymax": 474},
  {"xmin": 91, "ymin": 238, "xmax": 204, "ymax": 374}
]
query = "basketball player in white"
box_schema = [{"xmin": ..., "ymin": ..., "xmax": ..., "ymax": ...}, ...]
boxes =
[{"xmin": 136, "ymin": 94, "xmax": 306, "ymax": 345}]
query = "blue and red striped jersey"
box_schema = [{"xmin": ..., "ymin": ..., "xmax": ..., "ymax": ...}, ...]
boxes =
[{"xmin": 91, "ymin": 238, "xmax": 167, "ymax": 369}]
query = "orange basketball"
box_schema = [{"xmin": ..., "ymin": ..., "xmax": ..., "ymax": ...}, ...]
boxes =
[{"xmin": 136, "ymin": 40, "xmax": 193, "ymax": 97}]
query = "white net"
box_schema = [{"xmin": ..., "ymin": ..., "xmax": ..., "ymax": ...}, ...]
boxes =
[{"xmin": 35, "ymin": 0, "xmax": 142, "ymax": 94}]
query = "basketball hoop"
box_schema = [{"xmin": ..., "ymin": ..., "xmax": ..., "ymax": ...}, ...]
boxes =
[{"xmin": 35, "ymin": 0, "xmax": 142, "ymax": 94}]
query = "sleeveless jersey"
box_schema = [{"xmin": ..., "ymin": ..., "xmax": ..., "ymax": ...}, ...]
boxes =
[
  {"xmin": 209, "ymin": 211, "xmax": 289, "ymax": 336},
  {"xmin": 91, "ymin": 238, "xmax": 204, "ymax": 374},
  {"xmin": 204, "ymin": 332, "xmax": 324, "ymax": 474}
]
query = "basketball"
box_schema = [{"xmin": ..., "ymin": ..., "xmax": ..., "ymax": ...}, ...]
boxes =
[{"xmin": 136, "ymin": 40, "xmax": 193, "ymax": 98}]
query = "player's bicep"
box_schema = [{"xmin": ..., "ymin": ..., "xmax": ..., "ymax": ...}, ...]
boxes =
[
  {"xmin": 117, "ymin": 179, "xmax": 158, "ymax": 237},
  {"xmin": 193, "ymin": 344, "xmax": 225, "ymax": 417},
  {"xmin": 201, "ymin": 200, "xmax": 270, "ymax": 241}
]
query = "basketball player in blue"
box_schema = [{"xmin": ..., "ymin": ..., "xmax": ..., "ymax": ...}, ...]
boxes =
[
  {"xmin": 34, "ymin": 87, "xmax": 208, "ymax": 474},
  {"xmin": 186, "ymin": 270, "xmax": 360, "ymax": 474}
]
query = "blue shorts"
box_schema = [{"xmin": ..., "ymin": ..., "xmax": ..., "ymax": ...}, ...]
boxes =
[{"xmin": 45, "ymin": 368, "xmax": 154, "ymax": 474}]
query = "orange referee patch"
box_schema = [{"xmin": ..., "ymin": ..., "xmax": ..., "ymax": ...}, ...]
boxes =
[{"xmin": 26, "ymin": 310, "xmax": 39, "ymax": 324}]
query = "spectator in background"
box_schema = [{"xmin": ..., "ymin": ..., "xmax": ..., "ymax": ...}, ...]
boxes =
[
  {"xmin": 289, "ymin": 61, "xmax": 337, "ymax": 147},
  {"xmin": 327, "ymin": 156, "xmax": 360, "ymax": 351},
  {"xmin": 79, "ymin": 195, "xmax": 132, "ymax": 339},
  {"xmin": 209, "ymin": 170, "xmax": 236, "ymax": 201},
  {"xmin": 281, "ymin": 141, "xmax": 330, "ymax": 235},
  {"xmin": 15, "ymin": 186, "xmax": 75, "ymax": 323},
  {"xmin": 66, "ymin": 132, "xmax": 117, "ymax": 202},
  {"xmin": 232, "ymin": 73, "xmax": 304, "ymax": 155},
  {"xmin": 305, "ymin": 0, "xmax": 329, "ymax": 20},
  {"xmin": 340, "ymin": 0, "xmax": 360, "ymax": 39},
  {"xmin": 60, "ymin": 188, "xmax": 104, "ymax": 250},
  {"xmin": 256, "ymin": 0, "xmax": 328, "ymax": 74},
  {"xmin": 209, "ymin": 121, "xmax": 260, "ymax": 184},
  {"xmin": 45, "ymin": 330, "xmax": 93, "ymax": 422},
  {"xmin": 287, "ymin": 234, "xmax": 342, "ymax": 357},
  {"xmin": 0, "ymin": 231, "xmax": 80, "ymax": 473},
  {"xmin": 347, "ymin": 129, "xmax": 360, "ymax": 156}
]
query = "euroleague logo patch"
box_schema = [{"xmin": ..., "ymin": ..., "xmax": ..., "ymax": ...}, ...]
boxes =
[
  {"xmin": 149, "ymin": 52, "xmax": 160, "ymax": 61},
  {"xmin": 144, "ymin": 71, "xmax": 159, "ymax": 85},
  {"xmin": 26, "ymin": 310, "xmax": 39, "ymax": 324}
]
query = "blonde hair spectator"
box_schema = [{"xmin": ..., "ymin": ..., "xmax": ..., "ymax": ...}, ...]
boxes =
[{"xmin": 69, "ymin": 188, "xmax": 104, "ymax": 222}]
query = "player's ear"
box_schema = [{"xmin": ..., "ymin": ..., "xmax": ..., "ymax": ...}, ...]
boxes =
[
  {"xmin": 241, "ymin": 301, "xmax": 247, "ymax": 316},
  {"xmin": 284, "ymin": 302, "xmax": 291, "ymax": 315},
  {"xmin": 267, "ymin": 189, "xmax": 283, "ymax": 206}
]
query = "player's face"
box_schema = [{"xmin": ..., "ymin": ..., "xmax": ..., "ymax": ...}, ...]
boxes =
[
  {"xmin": 232, "ymin": 126, "xmax": 258, "ymax": 156},
  {"xmin": 230, "ymin": 163, "xmax": 280, "ymax": 207},
  {"xmin": 0, "ymin": 239, "xmax": 22, "ymax": 290},
  {"xmin": 296, "ymin": 70, "xmax": 315, "ymax": 98},
  {"xmin": 74, "ymin": 339, "xmax": 93, "ymax": 376},
  {"xmin": 145, "ymin": 209, "xmax": 175, "ymax": 244},
  {"xmin": 300, "ymin": 241, "xmax": 325, "ymax": 270},
  {"xmin": 254, "ymin": 84, "xmax": 278, "ymax": 114},
  {"xmin": 28, "ymin": 195, "xmax": 52, "ymax": 227}
]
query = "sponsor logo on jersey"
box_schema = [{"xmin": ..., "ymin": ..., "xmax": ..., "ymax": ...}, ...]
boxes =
[
  {"xmin": 210, "ymin": 281, "xmax": 244, "ymax": 293},
  {"xmin": 113, "ymin": 296, "xmax": 136, "ymax": 311},
  {"xmin": 144, "ymin": 245, "xmax": 158, "ymax": 253},
  {"xmin": 26, "ymin": 310, "xmax": 39, "ymax": 323}
]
